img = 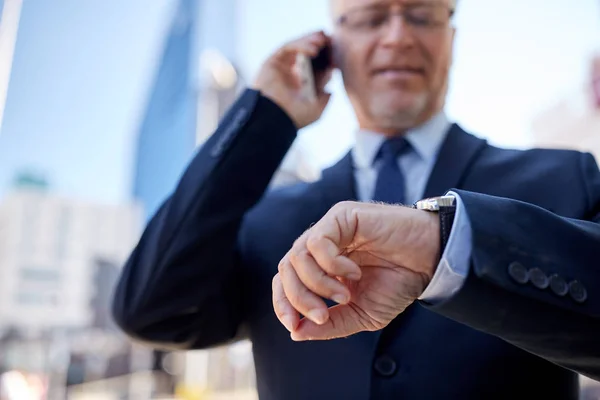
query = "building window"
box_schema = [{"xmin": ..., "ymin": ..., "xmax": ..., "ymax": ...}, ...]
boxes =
[
  {"xmin": 20, "ymin": 267, "xmax": 60, "ymax": 282},
  {"xmin": 55, "ymin": 206, "xmax": 70, "ymax": 261},
  {"xmin": 19, "ymin": 202, "xmax": 40, "ymax": 257},
  {"xmin": 15, "ymin": 292, "xmax": 57, "ymax": 306}
]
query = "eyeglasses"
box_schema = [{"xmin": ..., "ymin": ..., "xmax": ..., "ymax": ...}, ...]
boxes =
[{"xmin": 336, "ymin": 2, "xmax": 454, "ymax": 35}]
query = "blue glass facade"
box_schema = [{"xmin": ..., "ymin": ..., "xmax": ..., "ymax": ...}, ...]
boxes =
[{"xmin": 132, "ymin": 0, "xmax": 199, "ymax": 221}]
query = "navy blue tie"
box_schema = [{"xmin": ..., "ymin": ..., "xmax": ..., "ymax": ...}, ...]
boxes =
[{"xmin": 372, "ymin": 138, "xmax": 410, "ymax": 204}]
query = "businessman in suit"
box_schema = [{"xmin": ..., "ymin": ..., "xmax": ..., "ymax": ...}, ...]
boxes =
[{"xmin": 113, "ymin": 0, "xmax": 600, "ymax": 398}]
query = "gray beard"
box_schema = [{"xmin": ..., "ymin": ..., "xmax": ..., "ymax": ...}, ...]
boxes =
[{"xmin": 368, "ymin": 92, "xmax": 430, "ymax": 132}]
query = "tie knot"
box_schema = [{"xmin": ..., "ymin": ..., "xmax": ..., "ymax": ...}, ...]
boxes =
[{"xmin": 376, "ymin": 138, "xmax": 410, "ymax": 163}]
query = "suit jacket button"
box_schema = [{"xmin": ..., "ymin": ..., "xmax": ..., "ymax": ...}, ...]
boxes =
[
  {"xmin": 528, "ymin": 268, "xmax": 549, "ymax": 289},
  {"xmin": 508, "ymin": 262, "xmax": 529, "ymax": 284},
  {"xmin": 568, "ymin": 281, "xmax": 587, "ymax": 303},
  {"xmin": 549, "ymin": 274, "xmax": 568, "ymax": 296},
  {"xmin": 373, "ymin": 355, "xmax": 397, "ymax": 377}
]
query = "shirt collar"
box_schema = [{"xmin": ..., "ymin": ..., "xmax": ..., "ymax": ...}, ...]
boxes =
[{"xmin": 352, "ymin": 112, "xmax": 451, "ymax": 169}]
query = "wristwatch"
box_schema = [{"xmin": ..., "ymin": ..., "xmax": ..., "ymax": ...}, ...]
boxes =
[{"xmin": 413, "ymin": 195, "xmax": 457, "ymax": 254}]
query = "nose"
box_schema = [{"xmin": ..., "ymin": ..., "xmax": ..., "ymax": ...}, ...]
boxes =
[{"xmin": 380, "ymin": 15, "xmax": 416, "ymax": 49}]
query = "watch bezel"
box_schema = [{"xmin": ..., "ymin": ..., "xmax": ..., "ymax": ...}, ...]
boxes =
[{"xmin": 413, "ymin": 195, "xmax": 456, "ymax": 211}]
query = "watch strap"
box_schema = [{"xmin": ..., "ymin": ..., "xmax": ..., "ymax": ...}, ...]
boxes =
[
  {"xmin": 439, "ymin": 206, "xmax": 456, "ymax": 253},
  {"xmin": 413, "ymin": 196, "xmax": 457, "ymax": 256}
]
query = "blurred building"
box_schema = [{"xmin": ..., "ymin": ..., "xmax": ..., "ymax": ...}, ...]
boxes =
[
  {"xmin": 194, "ymin": 0, "xmax": 244, "ymax": 145},
  {"xmin": 195, "ymin": 48, "xmax": 243, "ymax": 145},
  {"xmin": 531, "ymin": 55, "xmax": 600, "ymax": 159},
  {"xmin": 270, "ymin": 144, "xmax": 321, "ymax": 188},
  {"xmin": 0, "ymin": 0, "xmax": 23, "ymax": 133},
  {"xmin": 131, "ymin": 0, "xmax": 244, "ymax": 221},
  {"xmin": 0, "ymin": 172, "xmax": 144, "ymax": 398},
  {"xmin": 90, "ymin": 258, "xmax": 122, "ymax": 332},
  {"xmin": 0, "ymin": 173, "xmax": 142, "ymax": 333},
  {"xmin": 132, "ymin": 0, "xmax": 315, "ymax": 222},
  {"xmin": 132, "ymin": 0, "xmax": 200, "ymax": 222}
]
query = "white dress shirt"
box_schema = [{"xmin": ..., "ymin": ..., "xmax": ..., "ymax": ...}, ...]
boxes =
[{"xmin": 351, "ymin": 113, "xmax": 472, "ymax": 304}]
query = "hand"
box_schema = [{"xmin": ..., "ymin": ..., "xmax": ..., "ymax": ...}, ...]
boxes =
[
  {"xmin": 252, "ymin": 31, "xmax": 333, "ymax": 129},
  {"xmin": 272, "ymin": 201, "xmax": 440, "ymax": 341}
]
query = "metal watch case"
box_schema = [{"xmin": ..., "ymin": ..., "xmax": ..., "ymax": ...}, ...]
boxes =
[{"xmin": 413, "ymin": 195, "xmax": 456, "ymax": 211}]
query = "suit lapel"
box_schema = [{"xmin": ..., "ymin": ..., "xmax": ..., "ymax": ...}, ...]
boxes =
[
  {"xmin": 315, "ymin": 151, "xmax": 357, "ymax": 206},
  {"xmin": 422, "ymin": 124, "xmax": 488, "ymax": 198}
]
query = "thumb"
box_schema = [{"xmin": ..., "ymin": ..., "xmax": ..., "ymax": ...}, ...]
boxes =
[{"xmin": 290, "ymin": 304, "xmax": 363, "ymax": 341}]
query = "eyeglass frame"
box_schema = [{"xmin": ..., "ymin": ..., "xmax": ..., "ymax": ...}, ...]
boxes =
[{"xmin": 334, "ymin": 2, "xmax": 456, "ymax": 36}]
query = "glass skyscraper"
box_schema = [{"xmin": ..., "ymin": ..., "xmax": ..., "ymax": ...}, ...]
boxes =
[
  {"xmin": 0, "ymin": 0, "xmax": 23, "ymax": 134},
  {"xmin": 132, "ymin": 0, "xmax": 199, "ymax": 221},
  {"xmin": 132, "ymin": 0, "xmax": 241, "ymax": 221}
]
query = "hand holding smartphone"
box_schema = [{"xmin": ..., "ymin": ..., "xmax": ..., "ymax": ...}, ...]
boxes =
[
  {"xmin": 295, "ymin": 39, "xmax": 333, "ymax": 102},
  {"xmin": 253, "ymin": 32, "xmax": 334, "ymax": 129}
]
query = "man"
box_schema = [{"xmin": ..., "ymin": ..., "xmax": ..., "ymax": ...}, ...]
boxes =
[{"xmin": 112, "ymin": 0, "xmax": 600, "ymax": 398}]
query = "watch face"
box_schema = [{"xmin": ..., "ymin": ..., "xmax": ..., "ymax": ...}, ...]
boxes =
[{"xmin": 414, "ymin": 195, "xmax": 456, "ymax": 211}]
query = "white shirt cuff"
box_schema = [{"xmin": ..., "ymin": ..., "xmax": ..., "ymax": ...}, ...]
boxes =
[{"xmin": 418, "ymin": 191, "xmax": 472, "ymax": 304}]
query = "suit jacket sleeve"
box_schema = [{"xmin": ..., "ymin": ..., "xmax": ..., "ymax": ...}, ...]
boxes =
[
  {"xmin": 426, "ymin": 152, "xmax": 600, "ymax": 381},
  {"xmin": 112, "ymin": 89, "xmax": 297, "ymax": 350}
]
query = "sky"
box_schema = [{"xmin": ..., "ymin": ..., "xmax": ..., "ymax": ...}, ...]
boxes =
[
  {"xmin": 0, "ymin": 0, "xmax": 173, "ymax": 203},
  {"xmin": 0, "ymin": 0, "xmax": 598, "ymax": 204}
]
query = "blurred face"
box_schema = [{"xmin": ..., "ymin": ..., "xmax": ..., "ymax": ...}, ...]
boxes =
[{"xmin": 331, "ymin": 0, "xmax": 456, "ymax": 135}]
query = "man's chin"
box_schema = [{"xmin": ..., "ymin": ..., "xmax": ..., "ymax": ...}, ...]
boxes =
[{"xmin": 369, "ymin": 94, "xmax": 429, "ymax": 129}]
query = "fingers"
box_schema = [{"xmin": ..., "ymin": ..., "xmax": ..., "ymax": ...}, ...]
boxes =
[
  {"xmin": 306, "ymin": 236, "xmax": 361, "ymax": 281},
  {"xmin": 273, "ymin": 203, "xmax": 361, "ymax": 331},
  {"xmin": 290, "ymin": 304, "xmax": 365, "ymax": 341},
  {"xmin": 273, "ymin": 31, "xmax": 329, "ymax": 65},
  {"xmin": 272, "ymin": 273, "xmax": 299, "ymax": 332},
  {"xmin": 275, "ymin": 231, "xmax": 363, "ymax": 333},
  {"xmin": 273, "ymin": 201, "xmax": 415, "ymax": 340},
  {"xmin": 278, "ymin": 255, "xmax": 330, "ymax": 325},
  {"xmin": 290, "ymin": 248, "xmax": 351, "ymax": 305}
]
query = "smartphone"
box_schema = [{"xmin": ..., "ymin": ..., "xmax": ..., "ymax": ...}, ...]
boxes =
[
  {"xmin": 296, "ymin": 43, "xmax": 332, "ymax": 101},
  {"xmin": 311, "ymin": 44, "xmax": 332, "ymax": 75}
]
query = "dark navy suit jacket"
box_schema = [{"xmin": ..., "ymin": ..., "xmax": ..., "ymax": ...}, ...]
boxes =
[{"xmin": 113, "ymin": 89, "xmax": 600, "ymax": 399}]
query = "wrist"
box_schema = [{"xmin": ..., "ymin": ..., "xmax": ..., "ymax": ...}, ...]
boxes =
[
  {"xmin": 401, "ymin": 208, "xmax": 440, "ymax": 282},
  {"xmin": 254, "ymin": 88, "xmax": 303, "ymax": 130},
  {"xmin": 411, "ymin": 195, "xmax": 457, "ymax": 279},
  {"xmin": 421, "ymin": 211, "xmax": 441, "ymax": 281}
]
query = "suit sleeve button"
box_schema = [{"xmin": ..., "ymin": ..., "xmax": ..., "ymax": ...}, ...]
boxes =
[
  {"xmin": 549, "ymin": 274, "xmax": 568, "ymax": 296},
  {"xmin": 508, "ymin": 262, "xmax": 529, "ymax": 284},
  {"xmin": 529, "ymin": 268, "xmax": 549, "ymax": 289},
  {"xmin": 568, "ymin": 280, "xmax": 587, "ymax": 303}
]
